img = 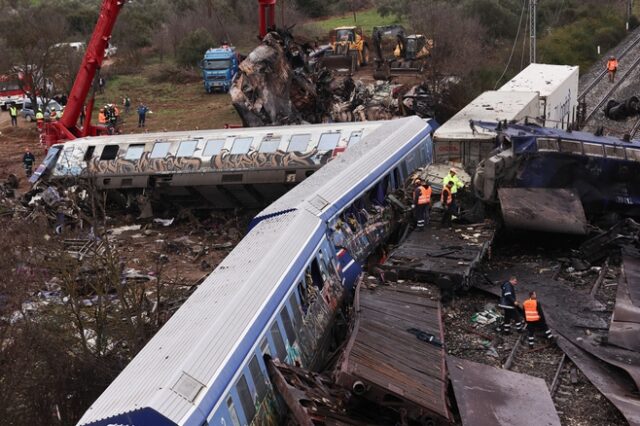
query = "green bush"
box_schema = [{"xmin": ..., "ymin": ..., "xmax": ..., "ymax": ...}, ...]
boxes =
[{"xmin": 176, "ymin": 28, "xmax": 215, "ymax": 68}]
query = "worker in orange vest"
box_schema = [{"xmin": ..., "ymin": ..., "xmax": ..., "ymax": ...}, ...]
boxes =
[
  {"xmin": 607, "ymin": 56, "xmax": 618, "ymax": 83},
  {"xmin": 98, "ymin": 107, "xmax": 107, "ymax": 124},
  {"xmin": 523, "ymin": 291, "xmax": 554, "ymax": 348},
  {"xmin": 441, "ymin": 180, "xmax": 454, "ymax": 228},
  {"xmin": 412, "ymin": 178, "xmax": 432, "ymax": 231}
]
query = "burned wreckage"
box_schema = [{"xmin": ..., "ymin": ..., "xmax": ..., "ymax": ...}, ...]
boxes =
[
  {"xmin": 473, "ymin": 121, "xmax": 640, "ymax": 234},
  {"xmin": 229, "ymin": 29, "xmax": 435, "ymax": 127}
]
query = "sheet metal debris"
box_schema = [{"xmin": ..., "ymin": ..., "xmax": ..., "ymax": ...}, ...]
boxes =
[
  {"xmin": 498, "ymin": 188, "xmax": 588, "ymax": 235},
  {"xmin": 448, "ymin": 356, "xmax": 561, "ymax": 426},
  {"xmin": 382, "ymin": 222, "xmax": 495, "ymax": 290},
  {"xmin": 609, "ymin": 255, "xmax": 640, "ymax": 352},
  {"xmin": 336, "ymin": 285, "xmax": 452, "ymax": 423}
]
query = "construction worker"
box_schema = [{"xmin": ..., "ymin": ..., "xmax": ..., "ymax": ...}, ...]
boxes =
[
  {"xmin": 35, "ymin": 108, "xmax": 44, "ymax": 130},
  {"xmin": 497, "ymin": 276, "xmax": 524, "ymax": 335},
  {"xmin": 441, "ymin": 181, "xmax": 454, "ymax": 228},
  {"xmin": 98, "ymin": 107, "xmax": 106, "ymax": 124},
  {"xmin": 523, "ymin": 291, "xmax": 554, "ymax": 348},
  {"xmin": 607, "ymin": 56, "xmax": 618, "ymax": 83},
  {"xmin": 123, "ymin": 96, "xmax": 131, "ymax": 114},
  {"xmin": 137, "ymin": 103, "xmax": 149, "ymax": 128},
  {"xmin": 22, "ymin": 148, "xmax": 35, "ymax": 178},
  {"xmin": 442, "ymin": 168, "xmax": 464, "ymax": 197},
  {"xmin": 9, "ymin": 103, "xmax": 18, "ymax": 127},
  {"xmin": 412, "ymin": 178, "xmax": 432, "ymax": 231}
]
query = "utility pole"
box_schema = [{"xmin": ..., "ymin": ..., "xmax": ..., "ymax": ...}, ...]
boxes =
[
  {"xmin": 529, "ymin": 0, "xmax": 537, "ymax": 64},
  {"xmin": 627, "ymin": 0, "xmax": 633, "ymax": 31}
]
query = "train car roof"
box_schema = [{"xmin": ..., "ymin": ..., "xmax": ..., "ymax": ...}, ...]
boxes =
[
  {"xmin": 55, "ymin": 121, "xmax": 386, "ymax": 147},
  {"xmin": 78, "ymin": 209, "xmax": 324, "ymax": 426},
  {"xmin": 498, "ymin": 63, "xmax": 578, "ymax": 97},
  {"xmin": 433, "ymin": 91, "xmax": 539, "ymax": 142},
  {"xmin": 254, "ymin": 116, "xmax": 436, "ymax": 223}
]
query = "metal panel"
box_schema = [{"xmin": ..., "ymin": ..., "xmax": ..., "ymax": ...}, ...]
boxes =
[
  {"xmin": 609, "ymin": 255, "xmax": 640, "ymax": 352},
  {"xmin": 448, "ymin": 356, "xmax": 561, "ymax": 426},
  {"xmin": 498, "ymin": 188, "xmax": 588, "ymax": 235}
]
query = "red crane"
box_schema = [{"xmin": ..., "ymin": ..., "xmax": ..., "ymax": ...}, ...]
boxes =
[
  {"xmin": 43, "ymin": 0, "xmax": 275, "ymax": 148},
  {"xmin": 42, "ymin": 0, "xmax": 125, "ymax": 147}
]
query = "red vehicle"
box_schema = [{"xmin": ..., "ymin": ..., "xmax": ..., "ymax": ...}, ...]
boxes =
[{"xmin": 0, "ymin": 72, "xmax": 28, "ymax": 110}]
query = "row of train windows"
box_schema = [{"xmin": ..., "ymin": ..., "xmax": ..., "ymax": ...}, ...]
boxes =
[
  {"xmin": 222, "ymin": 290, "xmax": 305, "ymax": 426},
  {"xmin": 92, "ymin": 131, "xmax": 364, "ymax": 162}
]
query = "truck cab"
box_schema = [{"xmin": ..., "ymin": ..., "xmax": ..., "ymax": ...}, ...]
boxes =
[{"xmin": 201, "ymin": 45, "xmax": 239, "ymax": 93}]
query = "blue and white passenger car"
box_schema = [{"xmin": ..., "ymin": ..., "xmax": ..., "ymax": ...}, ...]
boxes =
[{"xmin": 77, "ymin": 116, "xmax": 436, "ymax": 426}]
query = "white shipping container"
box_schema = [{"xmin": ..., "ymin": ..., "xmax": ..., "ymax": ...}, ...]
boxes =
[
  {"xmin": 433, "ymin": 90, "xmax": 540, "ymax": 167},
  {"xmin": 499, "ymin": 63, "xmax": 579, "ymax": 130}
]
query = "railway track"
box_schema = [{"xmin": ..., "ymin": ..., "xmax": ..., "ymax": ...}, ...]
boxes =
[{"xmin": 580, "ymin": 30, "xmax": 640, "ymax": 133}]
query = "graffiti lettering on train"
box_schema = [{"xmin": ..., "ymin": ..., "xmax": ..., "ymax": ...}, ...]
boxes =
[
  {"xmin": 85, "ymin": 149, "xmax": 336, "ymax": 175},
  {"xmin": 212, "ymin": 149, "xmax": 332, "ymax": 170}
]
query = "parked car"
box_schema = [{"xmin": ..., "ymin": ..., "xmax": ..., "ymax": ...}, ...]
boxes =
[{"xmin": 21, "ymin": 99, "xmax": 63, "ymax": 121}]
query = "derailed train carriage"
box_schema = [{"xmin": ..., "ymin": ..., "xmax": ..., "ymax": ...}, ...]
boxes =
[
  {"xmin": 76, "ymin": 116, "xmax": 437, "ymax": 426},
  {"xmin": 32, "ymin": 121, "xmax": 386, "ymax": 210}
]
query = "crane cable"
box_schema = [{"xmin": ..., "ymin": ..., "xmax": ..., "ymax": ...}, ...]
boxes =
[{"xmin": 494, "ymin": 0, "xmax": 528, "ymax": 89}]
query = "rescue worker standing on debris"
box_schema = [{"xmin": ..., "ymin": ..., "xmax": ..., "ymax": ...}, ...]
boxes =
[
  {"xmin": 23, "ymin": 147, "xmax": 35, "ymax": 177},
  {"xmin": 9, "ymin": 103, "xmax": 18, "ymax": 127},
  {"xmin": 523, "ymin": 291, "xmax": 554, "ymax": 348},
  {"xmin": 412, "ymin": 178, "xmax": 432, "ymax": 231},
  {"xmin": 441, "ymin": 181, "xmax": 454, "ymax": 228},
  {"xmin": 607, "ymin": 56, "xmax": 618, "ymax": 83},
  {"xmin": 497, "ymin": 276, "xmax": 524, "ymax": 335}
]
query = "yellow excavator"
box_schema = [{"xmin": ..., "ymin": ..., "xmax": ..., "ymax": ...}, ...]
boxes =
[
  {"xmin": 372, "ymin": 25, "xmax": 432, "ymax": 80},
  {"xmin": 319, "ymin": 26, "xmax": 370, "ymax": 74}
]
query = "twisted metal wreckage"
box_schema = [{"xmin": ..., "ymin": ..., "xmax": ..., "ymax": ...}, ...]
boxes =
[{"xmin": 229, "ymin": 29, "xmax": 435, "ymax": 127}]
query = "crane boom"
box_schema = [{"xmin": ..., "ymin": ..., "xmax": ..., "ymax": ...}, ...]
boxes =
[{"xmin": 43, "ymin": 0, "xmax": 125, "ymax": 147}]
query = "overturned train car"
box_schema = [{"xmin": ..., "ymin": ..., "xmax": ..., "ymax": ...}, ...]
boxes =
[
  {"xmin": 473, "ymin": 121, "xmax": 640, "ymax": 233},
  {"xmin": 32, "ymin": 121, "xmax": 386, "ymax": 209},
  {"xmin": 77, "ymin": 116, "xmax": 437, "ymax": 426}
]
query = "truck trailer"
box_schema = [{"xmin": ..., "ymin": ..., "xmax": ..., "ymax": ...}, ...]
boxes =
[
  {"xmin": 498, "ymin": 63, "xmax": 579, "ymax": 130},
  {"xmin": 432, "ymin": 90, "xmax": 540, "ymax": 168}
]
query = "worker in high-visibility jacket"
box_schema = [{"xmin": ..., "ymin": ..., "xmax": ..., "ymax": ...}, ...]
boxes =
[
  {"xmin": 523, "ymin": 291, "xmax": 554, "ymax": 348},
  {"xmin": 441, "ymin": 180, "xmax": 454, "ymax": 228},
  {"xmin": 9, "ymin": 103, "xmax": 18, "ymax": 127},
  {"xmin": 98, "ymin": 108, "xmax": 107, "ymax": 124},
  {"xmin": 497, "ymin": 276, "xmax": 523, "ymax": 335},
  {"xmin": 412, "ymin": 178, "xmax": 432, "ymax": 231},
  {"xmin": 607, "ymin": 56, "xmax": 618, "ymax": 83},
  {"xmin": 442, "ymin": 168, "xmax": 464, "ymax": 196},
  {"xmin": 35, "ymin": 109, "xmax": 44, "ymax": 131}
]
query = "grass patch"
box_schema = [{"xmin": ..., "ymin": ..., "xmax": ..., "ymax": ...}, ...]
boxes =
[{"xmin": 300, "ymin": 9, "xmax": 406, "ymax": 38}]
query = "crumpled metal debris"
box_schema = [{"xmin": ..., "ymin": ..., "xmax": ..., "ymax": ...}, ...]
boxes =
[{"xmin": 230, "ymin": 30, "xmax": 435, "ymax": 127}]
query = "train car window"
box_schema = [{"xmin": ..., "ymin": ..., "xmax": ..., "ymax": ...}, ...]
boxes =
[
  {"xmin": 320, "ymin": 249, "xmax": 338, "ymax": 277},
  {"xmin": 289, "ymin": 292, "xmax": 303, "ymax": 327},
  {"xmin": 235, "ymin": 375, "xmax": 256, "ymax": 423},
  {"xmin": 260, "ymin": 337, "xmax": 271, "ymax": 356},
  {"xmin": 310, "ymin": 259, "xmax": 325, "ymax": 288},
  {"xmin": 318, "ymin": 132, "xmax": 341, "ymax": 151},
  {"xmin": 124, "ymin": 144, "xmax": 145, "ymax": 161},
  {"xmin": 348, "ymin": 131, "xmax": 362, "ymax": 145},
  {"xmin": 248, "ymin": 356, "xmax": 268, "ymax": 401},
  {"xmin": 626, "ymin": 147, "xmax": 640, "ymax": 162},
  {"xmin": 270, "ymin": 322, "xmax": 287, "ymax": 361},
  {"xmin": 259, "ymin": 137, "xmax": 281, "ymax": 153},
  {"xmin": 288, "ymin": 134, "xmax": 311, "ymax": 152},
  {"xmin": 176, "ymin": 140, "xmax": 198, "ymax": 157},
  {"xmin": 100, "ymin": 145, "xmax": 119, "ymax": 161},
  {"xmin": 83, "ymin": 146, "xmax": 95, "ymax": 161},
  {"xmin": 150, "ymin": 142, "xmax": 171, "ymax": 159},
  {"xmin": 231, "ymin": 137, "xmax": 253, "ymax": 154},
  {"xmin": 203, "ymin": 139, "xmax": 225, "ymax": 156},
  {"xmin": 393, "ymin": 168, "xmax": 401, "ymax": 189},
  {"xmin": 226, "ymin": 396, "xmax": 242, "ymax": 426},
  {"xmin": 297, "ymin": 281, "xmax": 309, "ymax": 314},
  {"xmin": 280, "ymin": 307, "xmax": 296, "ymax": 344}
]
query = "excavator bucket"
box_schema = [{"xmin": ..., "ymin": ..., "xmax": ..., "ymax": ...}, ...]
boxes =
[
  {"xmin": 319, "ymin": 52, "xmax": 357, "ymax": 74},
  {"xmin": 498, "ymin": 188, "xmax": 589, "ymax": 235}
]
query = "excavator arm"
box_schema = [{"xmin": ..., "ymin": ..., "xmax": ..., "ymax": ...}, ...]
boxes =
[{"xmin": 43, "ymin": 0, "xmax": 125, "ymax": 147}]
